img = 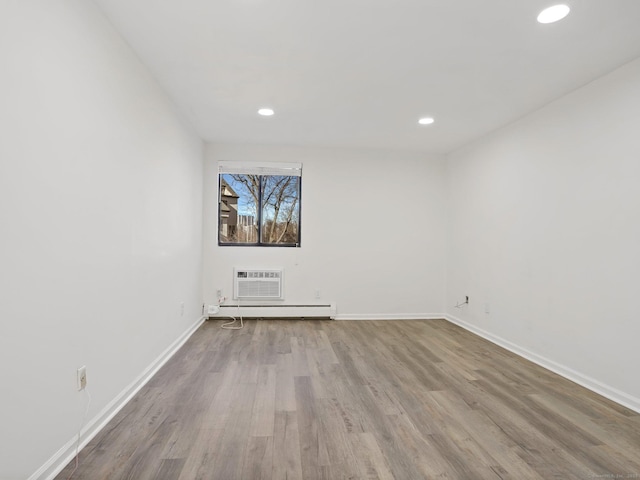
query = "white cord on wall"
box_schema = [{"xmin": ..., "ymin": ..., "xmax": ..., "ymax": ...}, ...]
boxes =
[
  {"xmin": 454, "ymin": 296, "xmax": 469, "ymax": 308},
  {"xmin": 219, "ymin": 297, "xmax": 244, "ymax": 330},
  {"xmin": 67, "ymin": 387, "xmax": 92, "ymax": 479}
]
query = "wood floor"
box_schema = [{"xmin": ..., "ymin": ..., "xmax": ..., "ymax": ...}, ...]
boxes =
[{"xmin": 56, "ymin": 319, "xmax": 640, "ymax": 479}]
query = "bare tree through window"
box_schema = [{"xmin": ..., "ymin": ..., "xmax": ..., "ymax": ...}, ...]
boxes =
[{"xmin": 218, "ymin": 173, "xmax": 301, "ymax": 246}]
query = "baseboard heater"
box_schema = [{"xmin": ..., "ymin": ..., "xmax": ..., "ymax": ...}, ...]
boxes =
[{"xmin": 213, "ymin": 303, "xmax": 336, "ymax": 320}]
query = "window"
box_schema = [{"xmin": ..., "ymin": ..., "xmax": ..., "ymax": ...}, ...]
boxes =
[{"xmin": 218, "ymin": 162, "xmax": 302, "ymax": 247}]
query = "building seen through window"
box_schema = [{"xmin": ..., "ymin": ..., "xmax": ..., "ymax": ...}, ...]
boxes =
[{"xmin": 218, "ymin": 170, "xmax": 301, "ymax": 247}]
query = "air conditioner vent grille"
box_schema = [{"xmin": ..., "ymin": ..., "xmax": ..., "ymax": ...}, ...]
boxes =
[{"xmin": 234, "ymin": 268, "xmax": 283, "ymax": 300}]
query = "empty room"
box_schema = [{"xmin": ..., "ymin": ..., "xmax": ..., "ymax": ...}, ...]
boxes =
[{"xmin": 2, "ymin": 0, "xmax": 640, "ymax": 479}]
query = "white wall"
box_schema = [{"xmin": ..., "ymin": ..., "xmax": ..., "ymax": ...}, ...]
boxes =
[
  {"xmin": 203, "ymin": 143, "xmax": 447, "ymax": 319},
  {"xmin": 446, "ymin": 57, "xmax": 640, "ymax": 410},
  {"xmin": 4, "ymin": 2, "xmax": 637, "ymax": 476},
  {"xmin": 0, "ymin": 1, "xmax": 203, "ymax": 478}
]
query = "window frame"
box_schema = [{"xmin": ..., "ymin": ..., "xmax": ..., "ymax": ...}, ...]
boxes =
[{"xmin": 217, "ymin": 162, "xmax": 302, "ymax": 248}]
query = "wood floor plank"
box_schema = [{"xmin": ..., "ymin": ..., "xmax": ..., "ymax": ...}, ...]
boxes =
[
  {"xmin": 305, "ymin": 345, "xmax": 333, "ymax": 400},
  {"xmin": 208, "ymin": 382, "xmax": 256, "ymax": 479},
  {"xmin": 294, "ymin": 375, "xmax": 323, "ymax": 480},
  {"xmin": 272, "ymin": 411, "xmax": 304, "ymax": 480},
  {"xmin": 241, "ymin": 436, "xmax": 273, "ymax": 480},
  {"xmin": 275, "ymin": 352, "xmax": 297, "ymax": 412},
  {"xmin": 249, "ymin": 364, "xmax": 276, "ymax": 437},
  {"xmin": 315, "ymin": 397, "xmax": 360, "ymax": 477},
  {"xmin": 430, "ymin": 389, "xmax": 546, "ymax": 479},
  {"xmin": 200, "ymin": 360, "xmax": 240, "ymax": 430},
  {"xmin": 176, "ymin": 428, "xmax": 223, "ymax": 480},
  {"xmin": 351, "ymin": 432, "xmax": 395, "ymax": 480},
  {"xmin": 290, "ymin": 335, "xmax": 311, "ymax": 377},
  {"xmin": 55, "ymin": 319, "xmax": 640, "ymax": 480},
  {"xmin": 153, "ymin": 458, "xmax": 185, "ymax": 479},
  {"xmin": 384, "ymin": 412, "xmax": 454, "ymax": 478}
]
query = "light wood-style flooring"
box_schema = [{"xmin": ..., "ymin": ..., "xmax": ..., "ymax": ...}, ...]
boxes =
[{"xmin": 56, "ymin": 319, "xmax": 640, "ymax": 479}]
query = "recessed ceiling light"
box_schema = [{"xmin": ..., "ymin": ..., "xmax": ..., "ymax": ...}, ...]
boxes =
[
  {"xmin": 537, "ymin": 4, "xmax": 570, "ymax": 24},
  {"xmin": 418, "ymin": 117, "xmax": 435, "ymax": 125},
  {"xmin": 257, "ymin": 108, "xmax": 274, "ymax": 116}
]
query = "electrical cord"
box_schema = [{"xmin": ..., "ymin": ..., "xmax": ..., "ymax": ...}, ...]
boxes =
[
  {"xmin": 454, "ymin": 298, "xmax": 469, "ymax": 308},
  {"xmin": 221, "ymin": 301, "xmax": 244, "ymax": 330},
  {"xmin": 67, "ymin": 387, "xmax": 92, "ymax": 479}
]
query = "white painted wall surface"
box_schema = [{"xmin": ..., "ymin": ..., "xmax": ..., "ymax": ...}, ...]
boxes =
[
  {"xmin": 203, "ymin": 144, "xmax": 447, "ymax": 319},
  {"xmin": 0, "ymin": 1, "xmax": 203, "ymax": 478},
  {"xmin": 446, "ymin": 58, "xmax": 640, "ymax": 409}
]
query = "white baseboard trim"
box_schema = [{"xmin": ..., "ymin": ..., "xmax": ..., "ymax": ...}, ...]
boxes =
[
  {"xmin": 445, "ymin": 313, "xmax": 640, "ymax": 414},
  {"xmin": 30, "ymin": 316, "xmax": 207, "ymax": 480},
  {"xmin": 334, "ymin": 313, "xmax": 447, "ymax": 321}
]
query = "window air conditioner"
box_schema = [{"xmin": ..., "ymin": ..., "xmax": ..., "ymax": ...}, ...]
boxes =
[{"xmin": 233, "ymin": 268, "xmax": 283, "ymax": 300}]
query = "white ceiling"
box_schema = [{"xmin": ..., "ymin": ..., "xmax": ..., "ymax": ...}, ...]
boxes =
[{"xmin": 93, "ymin": 0, "xmax": 640, "ymax": 154}]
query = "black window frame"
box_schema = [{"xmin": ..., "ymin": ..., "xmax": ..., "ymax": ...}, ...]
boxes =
[{"xmin": 218, "ymin": 173, "xmax": 302, "ymax": 247}]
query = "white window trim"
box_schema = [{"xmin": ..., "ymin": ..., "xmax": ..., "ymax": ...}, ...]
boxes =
[{"xmin": 218, "ymin": 161, "xmax": 302, "ymax": 177}]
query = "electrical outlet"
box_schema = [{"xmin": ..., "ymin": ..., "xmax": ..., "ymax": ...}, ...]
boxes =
[
  {"xmin": 77, "ymin": 366, "xmax": 87, "ymax": 391},
  {"xmin": 315, "ymin": 290, "xmax": 321, "ymax": 299},
  {"xmin": 484, "ymin": 303, "xmax": 490, "ymax": 314},
  {"xmin": 216, "ymin": 289, "xmax": 222, "ymax": 298}
]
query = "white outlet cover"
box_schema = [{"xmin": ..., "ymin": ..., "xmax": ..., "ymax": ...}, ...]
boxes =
[{"xmin": 77, "ymin": 366, "xmax": 87, "ymax": 391}]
